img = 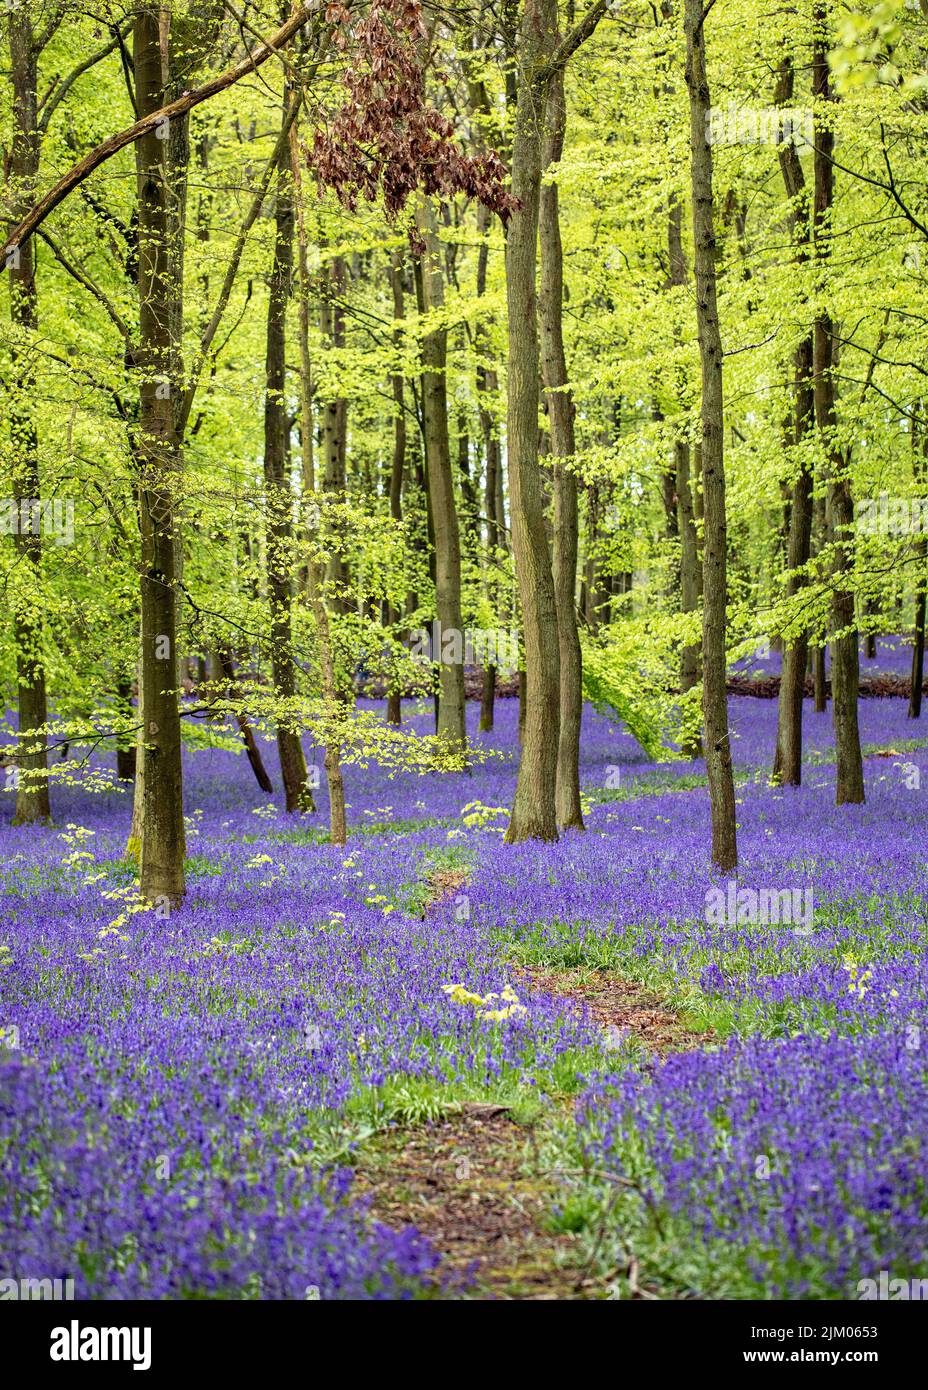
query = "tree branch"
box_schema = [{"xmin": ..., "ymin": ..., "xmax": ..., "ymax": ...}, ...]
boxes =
[
  {"xmin": 538, "ymin": 0, "xmax": 610, "ymax": 83},
  {"xmin": 1, "ymin": 4, "xmax": 317, "ymax": 264},
  {"xmin": 36, "ymin": 229, "xmax": 132, "ymax": 342},
  {"xmin": 38, "ymin": 22, "xmax": 133, "ymax": 135}
]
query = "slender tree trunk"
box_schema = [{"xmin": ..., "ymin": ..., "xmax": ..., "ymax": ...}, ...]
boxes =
[
  {"xmin": 910, "ymin": 576, "xmax": 926, "ymax": 719},
  {"xmin": 135, "ymin": 6, "xmax": 186, "ymax": 902},
  {"xmin": 584, "ymin": 483, "xmax": 601, "ymax": 632},
  {"xmin": 539, "ymin": 62, "xmax": 583, "ymax": 830},
  {"xmin": 667, "ymin": 201, "xmax": 703, "ymax": 753},
  {"xmin": 479, "ymin": 666, "xmax": 497, "ymax": 729},
  {"xmin": 415, "ymin": 201, "xmax": 466, "ymax": 752},
  {"xmin": 217, "ymin": 647, "xmax": 273, "ymax": 792},
  {"xmin": 773, "ymin": 332, "xmax": 815, "ymax": 784},
  {"xmin": 813, "ymin": 649, "xmax": 828, "ymax": 711},
  {"xmin": 115, "ymin": 675, "xmax": 137, "ymax": 782},
  {"xmin": 684, "ymin": 0, "xmax": 737, "ymax": 871},
  {"xmin": 772, "ymin": 58, "xmax": 815, "ymax": 785},
  {"xmin": 465, "ymin": 37, "xmax": 508, "ymax": 741},
  {"xmin": 504, "ymin": 0, "xmax": 561, "ymax": 843},
  {"xmin": 476, "ymin": 203, "xmax": 501, "ymax": 732},
  {"xmin": 677, "ymin": 440, "xmax": 703, "ymax": 677},
  {"xmin": 676, "ymin": 434, "xmax": 704, "ymax": 763},
  {"xmin": 457, "ymin": 401, "xmax": 479, "ymax": 547},
  {"xmin": 415, "ymin": 444, "xmax": 440, "ymax": 732},
  {"xmin": 8, "ymin": 13, "xmax": 50, "ymax": 824},
  {"xmin": 386, "ymin": 251, "xmax": 407, "ymax": 726},
  {"xmin": 909, "ymin": 409, "xmax": 927, "ymax": 719},
  {"xmin": 309, "ymin": 568, "xmax": 347, "ymax": 845},
  {"xmin": 811, "ymin": 494, "xmax": 829, "ymax": 711},
  {"xmin": 264, "ymin": 92, "xmax": 311, "ymax": 814},
  {"xmin": 128, "ymin": 638, "xmax": 145, "ymax": 857},
  {"xmin": 290, "ymin": 121, "xmax": 346, "ymax": 843},
  {"xmin": 659, "ymin": 415, "xmax": 681, "ymax": 595},
  {"xmin": 813, "ymin": 11, "xmax": 864, "ymax": 804},
  {"xmin": 320, "ymin": 254, "xmax": 349, "ymax": 609},
  {"xmin": 116, "ymin": 743, "xmax": 138, "ymax": 784}
]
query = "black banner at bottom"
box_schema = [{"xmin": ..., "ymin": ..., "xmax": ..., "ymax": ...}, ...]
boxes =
[{"xmin": 6, "ymin": 1296, "xmax": 924, "ymax": 1379}]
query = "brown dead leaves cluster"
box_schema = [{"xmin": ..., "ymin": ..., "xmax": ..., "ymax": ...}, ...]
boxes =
[{"xmin": 311, "ymin": 0, "xmax": 517, "ymax": 233}]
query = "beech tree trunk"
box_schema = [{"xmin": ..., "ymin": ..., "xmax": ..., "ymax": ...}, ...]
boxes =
[
  {"xmin": 909, "ymin": 409, "xmax": 926, "ymax": 719},
  {"xmin": 128, "ymin": 641, "xmax": 145, "ymax": 857},
  {"xmin": 504, "ymin": 0, "xmax": 561, "ymax": 843},
  {"xmin": 813, "ymin": 646, "xmax": 828, "ymax": 712},
  {"xmin": 386, "ymin": 251, "xmax": 407, "ymax": 727},
  {"xmin": 217, "ymin": 647, "xmax": 273, "ymax": 793},
  {"xmin": 415, "ymin": 202, "xmax": 466, "ymax": 753},
  {"xmin": 320, "ymin": 254, "xmax": 349, "ymax": 610},
  {"xmin": 8, "ymin": 12, "xmax": 51, "ymax": 824},
  {"xmin": 290, "ymin": 121, "xmax": 346, "ymax": 843},
  {"xmin": 263, "ymin": 92, "xmax": 312, "ymax": 814},
  {"xmin": 910, "ymin": 574, "xmax": 926, "ymax": 720},
  {"xmin": 115, "ymin": 675, "xmax": 137, "ymax": 782},
  {"xmin": 812, "ymin": 14, "xmax": 864, "ymax": 805},
  {"xmin": 684, "ymin": 0, "xmax": 738, "ymax": 871},
  {"xmin": 772, "ymin": 58, "xmax": 815, "ymax": 786},
  {"xmin": 773, "ymin": 332, "xmax": 815, "ymax": 785},
  {"xmin": 476, "ymin": 202, "xmax": 502, "ymax": 732},
  {"xmin": 456, "ymin": 401, "xmax": 479, "ymax": 547},
  {"xmin": 677, "ymin": 440, "xmax": 703, "ymax": 695},
  {"xmin": 811, "ymin": 493, "xmax": 829, "ymax": 711},
  {"xmin": 539, "ymin": 63, "xmax": 583, "ymax": 830},
  {"xmin": 667, "ymin": 201, "xmax": 703, "ymax": 754},
  {"xmin": 479, "ymin": 667, "xmax": 496, "ymax": 729},
  {"xmin": 135, "ymin": 6, "xmax": 186, "ymax": 903}
]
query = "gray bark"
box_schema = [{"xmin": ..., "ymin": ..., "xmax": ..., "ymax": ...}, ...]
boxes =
[{"xmin": 684, "ymin": 0, "xmax": 738, "ymax": 870}]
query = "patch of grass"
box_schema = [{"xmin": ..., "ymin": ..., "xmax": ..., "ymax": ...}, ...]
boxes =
[
  {"xmin": 585, "ymin": 766, "xmax": 761, "ymax": 806},
  {"xmin": 805, "ymin": 733, "xmax": 928, "ymax": 767},
  {"xmin": 237, "ymin": 815, "xmax": 449, "ymax": 848},
  {"xmin": 392, "ymin": 842, "xmax": 476, "ymax": 916}
]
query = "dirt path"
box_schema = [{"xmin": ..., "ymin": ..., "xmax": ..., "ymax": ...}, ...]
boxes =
[
  {"xmin": 358, "ymin": 862, "xmax": 712, "ymax": 1296},
  {"xmin": 355, "ymin": 976, "xmax": 709, "ymax": 1295},
  {"xmin": 516, "ymin": 966, "xmax": 715, "ymax": 1054},
  {"xmin": 353, "ymin": 1104, "xmax": 598, "ymax": 1299}
]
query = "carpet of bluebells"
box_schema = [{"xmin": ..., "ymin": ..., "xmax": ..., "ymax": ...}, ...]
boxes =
[{"xmin": 1, "ymin": 637, "xmax": 927, "ymax": 1298}]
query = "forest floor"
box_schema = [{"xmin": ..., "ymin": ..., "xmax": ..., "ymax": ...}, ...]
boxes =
[
  {"xmin": 356, "ymin": 862, "xmax": 710, "ymax": 1298},
  {"xmin": 353, "ymin": 965, "xmax": 710, "ymax": 1299},
  {"xmin": 349, "ymin": 675, "xmax": 928, "ymax": 1299},
  {"xmin": 354, "ymin": 1106, "xmax": 586, "ymax": 1299},
  {"xmin": 5, "ymin": 649, "xmax": 928, "ymax": 1299}
]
